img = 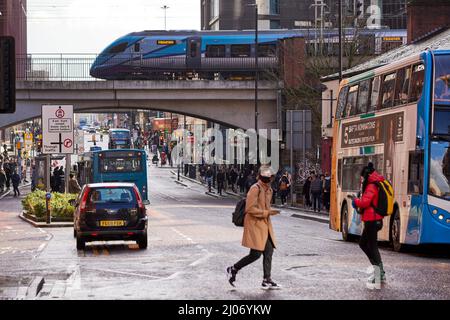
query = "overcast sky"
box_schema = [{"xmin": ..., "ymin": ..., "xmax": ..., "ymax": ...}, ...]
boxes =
[{"xmin": 28, "ymin": 0, "xmax": 201, "ymax": 53}]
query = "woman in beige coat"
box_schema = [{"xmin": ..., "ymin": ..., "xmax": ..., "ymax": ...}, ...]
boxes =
[{"xmin": 227, "ymin": 166, "xmax": 280, "ymax": 289}]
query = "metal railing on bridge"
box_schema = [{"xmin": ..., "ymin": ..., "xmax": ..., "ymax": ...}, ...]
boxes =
[
  {"xmin": 15, "ymin": 54, "xmax": 279, "ymax": 81},
  {"xmin": 16, "ymin": 54, "xmax": 98, "ymax": 81}
]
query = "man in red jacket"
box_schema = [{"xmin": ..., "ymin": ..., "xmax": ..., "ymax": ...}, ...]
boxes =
[{"xmin": 352, "ymin": 162, "xmax": 386, "ymax": 289}]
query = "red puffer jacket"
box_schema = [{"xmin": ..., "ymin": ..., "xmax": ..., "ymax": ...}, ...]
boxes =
[{"xmin": 354, "ymin": 171, "xmax": 385, "ymax": 222}]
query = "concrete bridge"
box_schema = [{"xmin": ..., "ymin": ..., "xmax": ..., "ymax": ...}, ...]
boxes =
[{"xmin": 3, "ymin": 80, "xmax": 281, "ymax": 130}]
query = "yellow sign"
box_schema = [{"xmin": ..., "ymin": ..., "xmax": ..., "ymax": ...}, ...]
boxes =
[
  {"xmin": 157, "ymin": 40, "xmax": 176, "ymax": 45},
  {"xmin": 382, "ymin": 37, "xmax": 402, "ymax": 42}
]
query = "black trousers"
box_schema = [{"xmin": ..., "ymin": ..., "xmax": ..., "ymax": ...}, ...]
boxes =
[
  {"xmin": 217, "ymin": 181, "xmax": 224, "ymax": 195},
  {"xmin": 312, "ymin": 192, "xmax": 321, "ymax": 211},
  {"xmin": 234, "ymin": 236, "xmax": 274, "ymax": 279},
  {"xmin": 13, "ymin": 185, "xmax": 20, "ymax": 196},
  {"xmin": 359, "ymin": 220, "xmax": 383, "ymax": 266}
]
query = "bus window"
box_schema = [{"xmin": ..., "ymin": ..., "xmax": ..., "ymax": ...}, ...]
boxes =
[
  {"xmin": 408, "ymin": 151, "xmax": 424, "ymax": 194},
  {"xmin": 357, "ymin": 79, "xmax": 370, "ymax": 114},
  {"xmin": 337, "ymin": 159, "xmax": 342, "ymax": 187},
  {"xmin": 394, "ymin": 67, "xmax": 411, "ymax": 106},
  {"xmin": 206, "ymin": 45, "xmax": 225, "ymax": 58},
  {"xmin": 231, "ymin": 44, "xmax": 251, "ymax": 57},
  {"xmin": 336, "ymin": 86, "xmax": 349, "ymax": 119},
  {"xmin": 381, "ymin": 72, "xmax": 396, "ymax": 109},
  {"xmin": 409, "ymin": 64, "xmax": 425, "ymax": 103},
  {"xmin": 344, "ymin": 85, "xmax": 359, "ymax": 117},
  {"xmin": 368, "ymin": 76, "xmax": 380, "ymax": 112},
  {"xmin": 434, "ymin": 55, "xmax": 450, "ymax": 102}
]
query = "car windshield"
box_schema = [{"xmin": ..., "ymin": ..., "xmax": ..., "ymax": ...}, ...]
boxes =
[
  {"xmin": 87, "ymin": 187, "xmax": 136, "ymax": 204},
  {"xmin": 429, "ymin": 137, "xmax": 450, "ymax": 200}
]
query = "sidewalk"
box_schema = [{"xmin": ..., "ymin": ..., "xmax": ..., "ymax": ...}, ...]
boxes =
[
  {"xmin": 170, "ymin": 170, "xmax": 329, "ymax": 224},
  {"xmin": 0, "ymin": 182, "xmax": 32, "ymax": 200}
]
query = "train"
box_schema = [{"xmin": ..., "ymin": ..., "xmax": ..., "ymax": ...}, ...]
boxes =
[{"xmin": 90, "ymin": 29, "xmax": 407, "ymax": 80}]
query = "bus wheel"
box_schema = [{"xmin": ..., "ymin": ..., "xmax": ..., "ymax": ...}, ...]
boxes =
[
  {"xmin": 390, "ymin": 209, "xmax": 404, "ymax": 252},
  {"xmin": 342, "ymin": 204, "xmax": 357, "ymax": 242}
]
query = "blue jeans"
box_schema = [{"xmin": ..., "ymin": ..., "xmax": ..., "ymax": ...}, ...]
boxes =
[{"xmin": 312, "ymin": 192, "xmax": 321, "ymax": 212}]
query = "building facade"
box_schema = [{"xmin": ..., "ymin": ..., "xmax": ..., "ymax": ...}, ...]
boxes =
[
  {"xmin": 0, "ymin": 0, "xmax": 27, "ymax": 56},
  {"xmin": 201, "ymin": 0, "xmax": 407, "ymax": 31}
]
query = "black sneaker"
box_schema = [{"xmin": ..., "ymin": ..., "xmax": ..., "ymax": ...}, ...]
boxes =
[
  {"xmin": 226, "ymin": 266, "xmax": 238, "ymax": 287},
  {"xmin": 261, "ymin": 278, "xmax": 281, "ymax": 290}
]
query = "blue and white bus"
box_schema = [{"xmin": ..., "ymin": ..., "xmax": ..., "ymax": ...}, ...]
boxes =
[
  {"xmin": 77, "ymin": 149, "xmax": 149, "ymax": 203},
  {"xmin": 330, "ymin": 49, "xmax": 450, "ymax": 251}
]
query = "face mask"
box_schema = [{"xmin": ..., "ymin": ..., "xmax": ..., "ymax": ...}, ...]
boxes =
[{"xmin": 260, "ymin": 176, "xmax": 271, "ymax": 184}]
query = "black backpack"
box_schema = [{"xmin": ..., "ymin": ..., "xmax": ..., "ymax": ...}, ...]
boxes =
[{"xmin": 232, "ymin": 185, "xmax": 261, "ymax": 227}]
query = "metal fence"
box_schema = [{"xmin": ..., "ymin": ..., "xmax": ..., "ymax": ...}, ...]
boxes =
[
  {"xmin": 16, "ymin": 54, "xmax": 98, "ymax": 81},
  {"xmin": 15, "ymin": 54, "xmax": 279, "ymax": 81}
]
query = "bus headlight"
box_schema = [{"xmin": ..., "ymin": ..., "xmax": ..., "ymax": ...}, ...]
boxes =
[
  {"xmin": 438, "ymin": 215, "xmax": 444, "ymax": 220},
  {"xmin": 432, "ymin": 209, "xmax": 438, "ymax": 215},
  {"xmin": 447, "ymin": 219, "xmax": 450, "ymax": 224}
]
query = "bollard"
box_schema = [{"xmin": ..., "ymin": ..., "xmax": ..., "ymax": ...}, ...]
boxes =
[{"xmin": 46, "ymin": 192, "xmax": 51, "ymax": 224}]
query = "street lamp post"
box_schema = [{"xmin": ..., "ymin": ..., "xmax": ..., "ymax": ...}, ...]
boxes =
[{"xmin": 161, "ymin": 5, "xmax": 169, "ymax": 30}]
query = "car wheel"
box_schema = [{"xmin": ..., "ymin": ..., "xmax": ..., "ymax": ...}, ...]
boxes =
[
  {"xmin": 390, "ymin": 209, "xmax": 404, "ymax": 252},
  {"xmin": 342, "ymin": 203, "xmax": 358, "ymax": 242},
  {"xmin": 137, "ymin": 232, "xmax": 148, "ymax": 249},
  {"xmin": 76, "ymin": 235, "xmax": 85, "ymax": 250}
]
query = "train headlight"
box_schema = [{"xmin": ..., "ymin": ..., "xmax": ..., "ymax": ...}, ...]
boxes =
[{"xmin": 438, "ymin": 215, "xmax": 444, "ymax": 220}]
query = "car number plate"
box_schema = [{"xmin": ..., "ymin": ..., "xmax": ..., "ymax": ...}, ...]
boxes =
[{"xmin": 100, "ymin": 220, "xmax": 125, "ymax": 227}]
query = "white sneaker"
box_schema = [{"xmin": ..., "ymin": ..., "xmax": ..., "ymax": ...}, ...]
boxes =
[{"xmin": 261, "ymin": 279, "xmax": 281, "ymax": 290}]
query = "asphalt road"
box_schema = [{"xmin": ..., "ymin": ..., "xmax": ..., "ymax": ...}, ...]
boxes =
[{"xmin": 1, "ymin": 164, "xmax": 450, "ymax": 300}]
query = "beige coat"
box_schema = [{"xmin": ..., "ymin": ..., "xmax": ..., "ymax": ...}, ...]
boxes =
[{"xmin": 242, "ymin": 181, "xmax": 277, "ymax": 251}]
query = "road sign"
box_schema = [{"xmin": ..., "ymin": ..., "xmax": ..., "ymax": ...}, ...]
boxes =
[{"xmin": 42, "ymin": 105, "xmax": 74, "ymax": 154}]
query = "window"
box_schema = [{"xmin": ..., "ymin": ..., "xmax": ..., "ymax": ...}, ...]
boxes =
[
  {"xmin": 429, "ymin": 138, "xmax": 450, "ymax": 199},
  {"xmin": 258, "ymin": 44, "xmax": 277, "ymax": 57},
  {"xmin": 380, "ymin": 73, "xmax": 396, "ymax": 109},
  {"xmin": 368, "ymin": 76, "xmax": 380, "ymax": 112},
  {"xmin": 87, "ymin": 188, "xmax": 136, "ymax": 205},
  {"xmin": 434, "ymin": 55, "xmax": 450, "ymax": 103},
  {"xmin": 408, "ymin": 151, "xmax": 424, "ymax": 194},
  {"xmin": 231, "ymin": 44, "xmax": 251, "ymax": 57},
  {"xmin": 357, "ymin": 79, "xmax": 371, "ymax": 114},
  {"xmin": 270, "ymin": 0, "xmax": 280, "ymax": 14},
  {"xmin": 344, "ymin": 85, "xmax": 359, "ymax": 117},
  {"xmin": 206, "ymin": 45, "xmax": 225, "ymax": 58},
  {"xmin": 99, "ymin": 157, "xmax": 143, "ymax": 173},
  {"xmin": 108, "ymin": 42, "xmax": 128, "ymax": 54},
  {"xmin": 190, "ymin": 41, "xmax": 199, "ymax": 58},
  {"xmin": 336, "ymin": 86, "xmax": 349, "ymax": 119},
  {"xmin": 409, "ymin": 64, "xmax": 425, "ymax": 103},
  {"xmin": 270, "ymin": 20, "xmax": 281, "ymax": 29},
  {"xmin": 394, "ymin": 67, "xmax": 411, "ymax": 106},
  {"xmin": 342, "ymin": 155, "xmax": 384, "ymax": 191}
]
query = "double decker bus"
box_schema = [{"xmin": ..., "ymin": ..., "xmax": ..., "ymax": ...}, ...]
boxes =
[
  {"xmin": 77, "ymin": 149, "xmax": 149, "ymax": 203},
  {"xmin": 330, "ymin": 49, "xmax": 450, "ymax": 251}
]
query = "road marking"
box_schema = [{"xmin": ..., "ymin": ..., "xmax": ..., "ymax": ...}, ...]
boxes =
[{"xmin": 83, "ymin": 267, "xmax": 163, "ymax": 279}]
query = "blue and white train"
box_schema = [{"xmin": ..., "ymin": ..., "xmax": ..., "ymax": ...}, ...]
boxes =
[{"xmin": 90, "ymin": 29, "xmax": 406, "ymax": 80}]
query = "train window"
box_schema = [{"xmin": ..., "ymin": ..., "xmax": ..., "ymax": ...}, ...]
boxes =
[
  {"xmin": 258, "ymin": 44, "xmax": 277, "ymax": 57},
  {"xmin": 380, "ymin": 72, "xmax": 396, "ymax": 109},
  {"xmin": 108, "ymin": 42, "xmax": 128, "ymax": 54},
  {"xmin": 357, "ymin": 79, "xmax": 370, "ymax": 114},
  {"xmin": 231, "ymin": 44, "xmax": 251, "ymax": 57},
  {"xmin": 134, "ymin": 42, "xmax": 140, "ymax": 52},
  {"xmin": 394, "ymin": 67, "xmax": 411, "ymax": 106},
  {"xmin": 336, "ymin": 86, "xmax": 349, "ymax": 119},
  {"xmin": 206, "ymin": 45, "xmax": 225, "ymax": 58},
  {"xmin": 369, "ymin": 76, "xmax": 380, "ymax": 112},
  {"xmin": 190, "ymin": 41, "xmax": 199, "ymax": 58},
  {"xmin": 409, "ymin": 64, "xmax": 425, "ymax": 103},
  {"xmin": 344, "ymin": 85, "xmax": 359, "ymax": 117}
]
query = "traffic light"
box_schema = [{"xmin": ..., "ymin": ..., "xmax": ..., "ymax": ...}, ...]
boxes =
[
  {"xmin": 356, "ymin": 0, "xmax": 364, "ymax": 18},
  {"xmin": 0, "ymin": 36, "xmax": 15, "ymax": 113}
]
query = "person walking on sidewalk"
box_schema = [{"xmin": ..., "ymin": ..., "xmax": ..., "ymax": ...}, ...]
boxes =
[
  {"xmin": 205, "ymin": 166, "xmax": 213, "ymax": 193},
  {"xmin": 11, "ymin": 170, "xmax": 21, "ymax": 197},
  {"xmin": 323, "ymin": 172, "xmax": 331, "ymax": 211},
  {"xmin": 227, "ymin": 166, "xmax": 281, "ymax": 289},
  {"xmin": 4, "ymin": 162, "xmax": 11, "ymax": 190},
  {"xmin": 278, "ymin": 172, "xmax": 290, "ymax": 206},
  {"xmin": 310, "ymin": 174, "xmax": 322, "ymax": 212},
  {"xmin": 302, "ymin": 175, "xmax": 312, "ymax": 208},
  {"xmin": 237, "ymin": 171, "xmax": 246, "ymax": 194},
  {"xmin": 352, "ymin": 162, "xmax": 387, "ymax": 289},
  {"xmin": 217, "ymin": 168, "xmax": 225, "ymax": 196},
  {"xmin": 0, "ymin": 169, "xmax": 6, "ymax": 193}
]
